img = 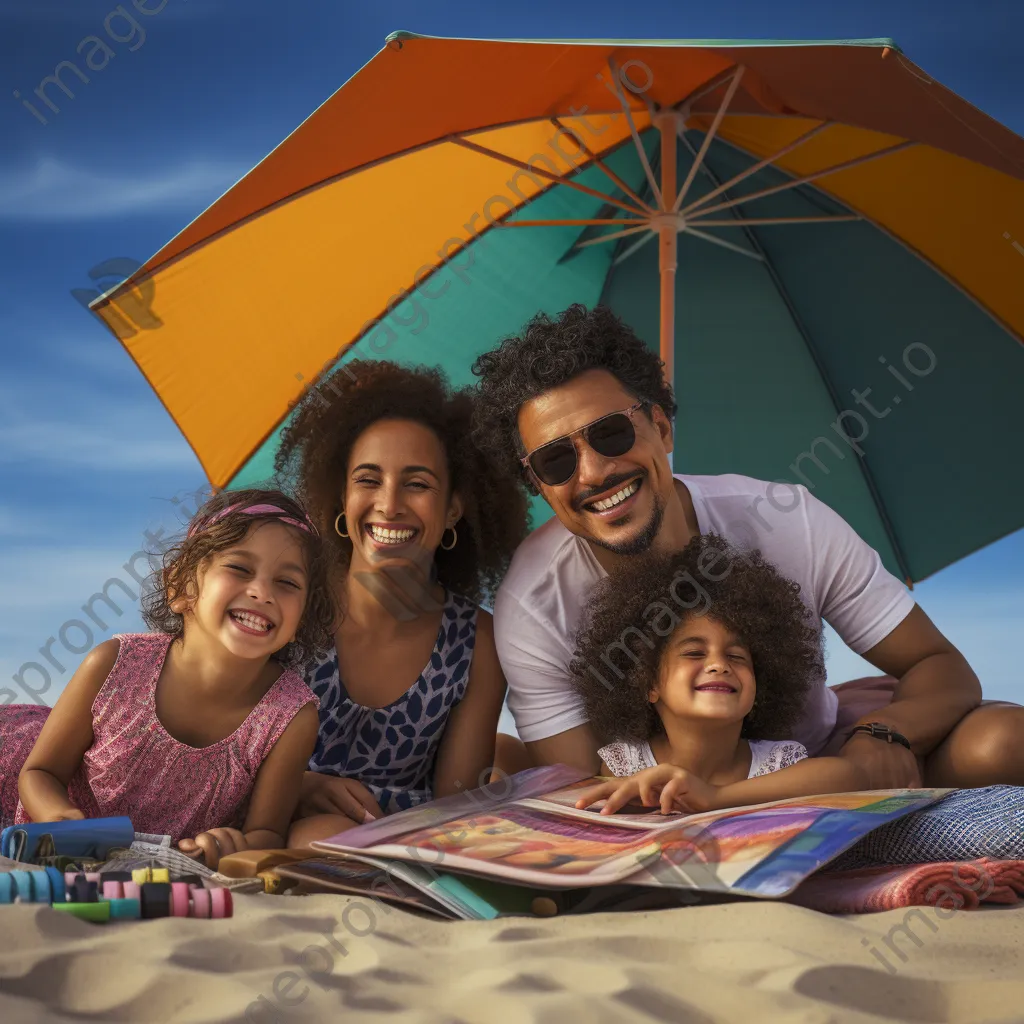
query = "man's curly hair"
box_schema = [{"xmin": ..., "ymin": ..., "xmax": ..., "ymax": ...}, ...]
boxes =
[
  {"xmin": 141, "ymin": 488, "xmax": 336, "ymax": 667},
  {"xmin": 570, "ymin": 534, "xmax": 824, "ymax": 745},
  {"xmin": 273, "ymin": 360, "xmax": 528, "ymax": 603},
  {"xmin": 471, "ymin": 304, "xmax": 677, "ymax": 492}
]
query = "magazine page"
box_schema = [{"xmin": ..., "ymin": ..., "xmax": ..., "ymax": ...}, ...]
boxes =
[
  {"xmin": 324, "ymin": 764, "xmax": 592, "ymax": 852},
  {"xmin": 625, "ymin": 789, "xmax": 951, "ymax": 897},
  {"xmin": 515, "ymin": 777, "xmax": 687, "ymax": 828},
  {"xmin": 313, "ymin": 800, "xmax": 688, "ymax": 889},
  {"xmin": 313, "ymin": 776, "xmax": 951, "ymax": 894},
  {"xmin": 375, "ymin": 857, "xmax": 506, "ymax": 919},
  {"xmin": 275, "ymin": 856, "xmax": 453, "ymax": 918},
  {"xmin": 282, "ymin": 852, "xmax": 554, "ymax": 919}
]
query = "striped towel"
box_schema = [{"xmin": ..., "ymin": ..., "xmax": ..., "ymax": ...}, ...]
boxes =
[{"xmin": 788, "ymin": 858, "xmax": 1024, "ymax": 913}]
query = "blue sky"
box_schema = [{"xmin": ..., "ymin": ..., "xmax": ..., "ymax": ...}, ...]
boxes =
[{"xmin": 0, "ymin": 0, "xmax": 1021, "ymax": 713}]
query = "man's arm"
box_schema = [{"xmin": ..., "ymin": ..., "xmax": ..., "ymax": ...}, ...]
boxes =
[
  {"xmin": 857, "ymin": 604, "xmax": 981, "ymax": 752},
  {"xmin": 526, "ymin": 723, "xmax": 600, "ymax": 775},
  {"xmin": 493, "ymin": 586, "xmax": 600, "ymax": 773},
  {"xmin": 800, "ymin": 489, "xmax": 979, "ymax": 787}
]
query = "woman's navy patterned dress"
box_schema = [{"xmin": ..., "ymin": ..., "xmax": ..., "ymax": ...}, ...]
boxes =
[{"xmin": 304, "ymin": 590, "xmax": 478, "ymax": 813}]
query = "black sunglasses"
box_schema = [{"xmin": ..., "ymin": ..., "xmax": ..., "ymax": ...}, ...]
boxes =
[{"xmin": 521, "ymin": 402, "xmax": 647, "ymax": 487}]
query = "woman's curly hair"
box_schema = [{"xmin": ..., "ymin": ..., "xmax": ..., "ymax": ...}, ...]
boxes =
[
  {"xmin": 273, "ymin": 360, "xmax": 528, "ymax": 603},
  {"xmin": 141, "ymin": 488, "xmax": 336, "ymax": 666},
  {"xmin": 570, "ymin": 534, "xmax": 824, "ymax": 745},
  {"xmin": 471, "ymin": 304, "xmax": 677, "ymax": 493}
]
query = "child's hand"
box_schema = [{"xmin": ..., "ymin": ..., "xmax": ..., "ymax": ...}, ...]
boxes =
[
  {"xmin": 296, "ymin": 773, "xmax": 383, "ymax": 823},
  {"xmin": 179, "ymin": 827, "xmax": 248, "ymax": 869},
  {"xmin": 38, "ymin": 806, "xmax": 86, "ymax": 823},
  {"xmin": 575, "ymin": 765, "xmax": 719, "ymax": 815},
  {"xmin": 46, "ymin": 808, "xmax": 87, "ymax": 822},
  {"xmin": 27, "ymin": 808, "xmax": 87, "ymax": 824}
]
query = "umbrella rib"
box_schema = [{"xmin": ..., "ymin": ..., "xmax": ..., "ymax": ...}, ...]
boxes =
[
  {"xmin": 708, "ymin": 128, "xmax": 1024, "ymax": 351},
  {"xmin": 671, "ymin": 66, "xmax": 745, "ymax": 213},
  {"xmin": 680, "ymin": 225, "xmax": 764, "ymax": 261},
  {"xmin": 574, "ymin": 224, "xmax": 652, "ymax": 249},
  {"xmin": 612, "ymin": 230, "xmax": 658, "ymax": 266},
  {"xmin": 180, "ymin": 123, "xmax": 667, "ymax": 490},
  {"xmin": 98, "ymin": 108, "xmax": 662, "ymax": 302},
  {"xmin": 680, "ymin": 120, "xmax": 835, "ymax": 216},
  {"xmin": 691, "ymin": 215, "xmax": 861, "ymax": 226},
  {"xmin": 606, "ymin": 59, "xmax": 663, "ymax": 209},
  {"xmin": 549, "ymin": 116, "xmax": 655, "ymax": 213},
  {"xmin": 689, "ymin": 141, "xmax": 915, "ymax": 219},
  {"xmin": 677, "ymin": 126, "xmax": 916, "ymax": 584},
  {"xmin": 499, "ymin": 218, "xmax": 648, "ymax": 227},
  {"xmin": 448, "ymin": 135, "xmax": 649, "ymax": 217},
  {"xmin": 671, "ymin": 65, "xmax": 747, "ymax": 114}
]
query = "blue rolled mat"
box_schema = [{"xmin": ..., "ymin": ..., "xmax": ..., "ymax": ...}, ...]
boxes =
[
  {"xmin": 831, "ymin": 785, "xmax": 1024, "ymax": 869},
  {"xmin": 1, "ymin": 817, "xmax": 134, "ymax": 861}
]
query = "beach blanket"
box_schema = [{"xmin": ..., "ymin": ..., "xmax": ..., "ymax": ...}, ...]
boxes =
[
  {"xmin": 831, "ymin": 785, "xmax": 1023, "ymax": 869},
  {"xmin": 789, "ymin": 857, "xmax": 1024, "ymax": 913}
]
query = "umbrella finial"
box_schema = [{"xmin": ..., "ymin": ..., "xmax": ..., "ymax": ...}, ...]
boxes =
[{"xmin": 385, "ymin": 30, "xmax": 418, "ymax": 50}]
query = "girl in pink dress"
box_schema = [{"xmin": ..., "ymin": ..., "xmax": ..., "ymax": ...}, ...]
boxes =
[{"xmin": 0, "ymin": 489, "xmax": 335, "ymax": 867}]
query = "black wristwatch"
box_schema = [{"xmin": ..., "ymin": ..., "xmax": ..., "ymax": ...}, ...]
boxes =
[{"xmin": 850, "ymin": 722, "xmax": 913, "ymax": 751}]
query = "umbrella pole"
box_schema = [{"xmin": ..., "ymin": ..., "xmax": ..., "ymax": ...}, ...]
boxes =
[{"xmin": 655, "ymin": 111, "xmax": 680, "ymax": 390}]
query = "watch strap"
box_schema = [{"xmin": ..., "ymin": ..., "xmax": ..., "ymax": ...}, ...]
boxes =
[{"xmin": 850, "ymin": 722, "xmax": 912, "ymax": 751}]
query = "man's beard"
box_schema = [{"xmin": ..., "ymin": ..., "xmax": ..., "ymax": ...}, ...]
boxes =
[{"xmin": 588, "ymin": 491, "xmax": 665, "ymax": 556}]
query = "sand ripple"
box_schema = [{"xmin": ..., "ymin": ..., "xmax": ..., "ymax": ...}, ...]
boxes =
[{"xmin": 0, "ymin": 896, "xmax": 1022, "ymax": 1022}]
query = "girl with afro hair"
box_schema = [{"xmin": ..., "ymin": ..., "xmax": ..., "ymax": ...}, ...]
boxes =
[
  {"xmin": 274, "ymin": 360, "xmax": 529, "ymax": 847},
  {"xmin": 571, "ymin": 534, "xmax": 870, "ymax": 816}
]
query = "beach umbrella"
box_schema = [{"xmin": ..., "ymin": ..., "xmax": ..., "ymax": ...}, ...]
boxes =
[{"xmin": 92, "ymin": 33, "xmax": 1024, "ymax": 583}]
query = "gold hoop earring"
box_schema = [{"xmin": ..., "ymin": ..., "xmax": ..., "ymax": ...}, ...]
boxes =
[
  {"xmin": 334, "ymin": 511, "xmax": 349, "ymax": 538},
  {"xmin": 441, "ymin": 525, "xmax": 458, "ymax": 551}
]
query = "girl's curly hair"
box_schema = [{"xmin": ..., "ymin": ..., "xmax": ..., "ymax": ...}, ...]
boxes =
[
  {"xmin": 141, "ymin": 488, "xmax": 336, "ymax": 666},
  {"xmin": 570, "ymin": 534, "xmax": 824, "ymax": 745},
  {"xmin": 272, "ymin": 360, "xmax": 528, "ymax": 603},
  {"xmin": 471, "ymin": 304, "xmax": 677, "ymax": 493}
]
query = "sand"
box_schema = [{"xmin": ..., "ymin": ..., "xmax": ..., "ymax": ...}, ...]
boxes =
[{"xmin": 0, "ymin": 894, "xmax": 1022, "ymax": 1023}]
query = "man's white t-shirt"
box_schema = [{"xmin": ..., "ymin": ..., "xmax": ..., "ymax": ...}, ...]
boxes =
[{"xmin": 493, "ymin": 473, "xmax": 915, "ymax": 755}]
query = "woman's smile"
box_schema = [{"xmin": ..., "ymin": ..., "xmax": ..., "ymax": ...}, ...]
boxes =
[
  {"xmin": 365, "ymin": 522, "xmax": 420, "ymax": 549},
  {"xmin": 343, "ymin": 417, "xmax": 462, "ymax": 574}
]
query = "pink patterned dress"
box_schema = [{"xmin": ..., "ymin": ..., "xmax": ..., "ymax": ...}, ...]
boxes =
[{"xmin": 0, "ymin": 633, "xmax": 317, "ymax": 842}]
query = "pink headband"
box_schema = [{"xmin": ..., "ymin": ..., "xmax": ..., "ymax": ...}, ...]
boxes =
[{"xmin": 188, "ymin": 502, "xmax": 319, "ymax": 539}]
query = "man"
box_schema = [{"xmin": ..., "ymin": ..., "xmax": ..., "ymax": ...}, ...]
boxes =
[{"xmin": 473, "ymin": 304, "xmax": 1023, "ymax": 787}]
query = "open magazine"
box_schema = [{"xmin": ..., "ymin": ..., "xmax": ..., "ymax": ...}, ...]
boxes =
[{"xmin": 293, "ymin": 766, "xmax": 949, "ymax": 919}]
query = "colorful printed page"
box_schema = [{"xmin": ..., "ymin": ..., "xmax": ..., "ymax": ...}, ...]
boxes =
[
  {"xmin": 626, "ymin": 790, "xmax": 950, "ymax": 897},
  {"xmin": 516, "ymin": 777, "xmax": 686, "ymax": 828},
  {"xmin": 275, "ymin": 857, "xmax": 451, "ymax": 917},
  {"xmin": 312, "ymin": 767, "xmax": 950, "ymax": 894},
  {"xmin": 317, "ymin": 804, "xmax": 670, "ymax": 888},
  {"xmin": 325, "ymin": 765, "xmax": 683, "ymax": 855}
]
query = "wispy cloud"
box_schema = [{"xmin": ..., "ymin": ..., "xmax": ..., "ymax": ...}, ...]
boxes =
[
  {"xmin": 0, "ymin": 542, "xmax": 152, "ymax": 702},
  {"xmin": 0, "ymin": 377, "xmax": 199, "ymax": 472},
  {"xmin": 0, "ymin": 157, "xmax": 243, "ymax": 221},
  {"xmin": 0, "ymin": 417, "xmax": 197, "ymax": 471},
  {"xmin": 0, "ymin": 504, "xmax": 69, "ymax": 541},
  {"xmin": 0, "ymin": 544, "xmax": 150, "ymax": 615}
]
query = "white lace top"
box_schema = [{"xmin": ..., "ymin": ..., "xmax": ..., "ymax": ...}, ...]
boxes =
[{"xmin": 598, "ymin": 738, "xmax": 809, "ymax": 779}]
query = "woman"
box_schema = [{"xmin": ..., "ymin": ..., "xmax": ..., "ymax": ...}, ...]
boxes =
[{"xmin": 274, "ymin": 360, "xmax": 528, "ymax": 846}]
